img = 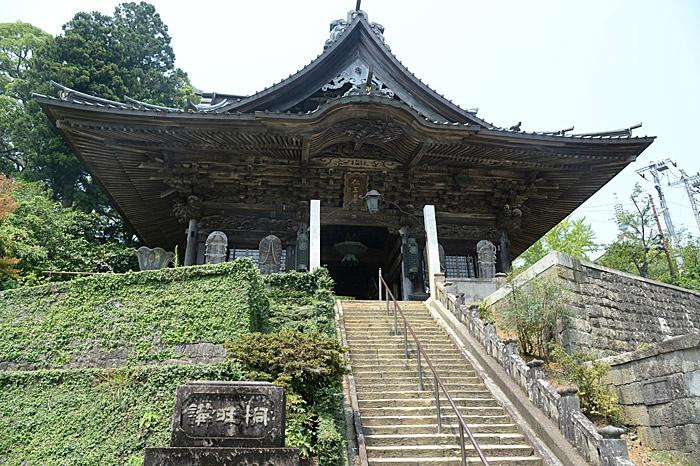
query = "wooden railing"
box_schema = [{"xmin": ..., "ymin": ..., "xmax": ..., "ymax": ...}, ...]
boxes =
[{"xmin": 377, "ymin": 269, "xmax": 489, "ymax": 465}]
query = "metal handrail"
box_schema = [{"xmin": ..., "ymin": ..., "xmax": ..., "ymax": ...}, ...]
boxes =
[{"xmin": 377, "ymin": 270, "xmax": 490, "ymax": 465}]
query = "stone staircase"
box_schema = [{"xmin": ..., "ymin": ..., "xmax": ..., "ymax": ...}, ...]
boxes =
[{"xmin": 340, "ymin": 300, "xmax": 543, "ymax": 465}]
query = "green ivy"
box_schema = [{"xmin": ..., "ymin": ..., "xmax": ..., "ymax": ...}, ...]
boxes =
[
  {"xmin": 264, "ymin": 268, "xmax": 336, "ymax": 336},
  {"xmin": 0, "ymin": 260, "xmax": 268, "ymax": 367},
  {"xmin": 0, "ymin": 363, "xmax": 245, "ymax": 465}
]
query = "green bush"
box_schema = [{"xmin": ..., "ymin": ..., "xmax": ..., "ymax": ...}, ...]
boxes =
[
  {"xmin": 227, "ymin": 329, "xmax": 347, "ymax": 464},
  {"xmin": 226, "ymin": 330, "xmax": 346, "ymax": 405},
  {"xmin": 265, "ymin": 268, "xmax": 336, "ymax": 336},
  {"xmin": 498, "ymin": 278, "xmax": 568, "ymax": 359},
  {"xmin": 0, "ymin": 259, "xmax": 268, "ymax": 367},
  {"xmin": 0, "ymin": 363, "xmax": 245, "ymax": 465},
  {"xmin": 549, "ymin": 344, "xmax": 624, "ymax": 426}
]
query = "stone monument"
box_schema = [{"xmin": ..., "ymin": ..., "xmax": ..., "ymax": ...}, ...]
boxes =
[
  {"xmin": 259, "ymin": 234, "xmax": 283, "ymax": 274},
  {"xmin": 135, "ymin": 246, "xmax": 174, "ymax": 271},
  {"xmin": 205, "ymin": 231, "xmax": 228, "ymax": 264},
  {"xmin": 295, "ymin": 225, "xmax": 310, "ymax": 271},
  {"xmin": 144, "ymin": 381, "xmax": 300, "ymax": 465},
  {"xmin": 476, "ymin": 239, "xmax": 497, "ymax": 279}
]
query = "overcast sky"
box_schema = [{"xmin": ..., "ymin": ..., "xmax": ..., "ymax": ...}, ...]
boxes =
[{"xmin": 3, "ymin": 0, "xmax": 700, "ymax": 248}]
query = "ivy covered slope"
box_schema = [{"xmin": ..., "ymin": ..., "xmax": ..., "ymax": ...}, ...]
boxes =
[
  {"xmin": 0, "ymin": 364, "xmax": 244, "ymax": 466},
  {"xmin": 0, "ymin": 266, "xmax": 346, "ymax": 465},
  {"xmin": 0, "ymin": 260, "xmax": 267, "ymax": 368}
]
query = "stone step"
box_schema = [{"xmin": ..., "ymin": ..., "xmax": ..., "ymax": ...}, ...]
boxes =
[
  {"xmin": 365, "ymin": 432, "xmax": 526, "ymax": 446},
  {"xmin": 359, "ymin": 397, "xmax": 500, "ymax": 409},
  {"xmin": 358, "ymin": 389, "xmax": 490, "ymax": 400},
  {"xmin": 361, "ymin": 414, "xmax": 512, "ymax": 426},
  {"xmin": 367, "ymin": 455, "xmax": 542, "ymax": 465},
  {"xmin": 355, "ymin": 377, "xmax": 483, "ymax": 388},
  {"xmin": 355, "ymin": 382, "xmax": 484, "ymax": 392},
  {"xmin": 350, "ymin": 349, "xmax": 462, "ymax": 356},
  {"xmin": 352, "ymin": 362, "xmax": 472, "ymax": 371},
  {"xmin": 366, "ymin": 443, "xmax": 534, "ymax": 459},
  {"xmin": 364, "ymin": 423, "xmax": 519, "ymax": 435},
  {"xmin": 353, "ymin": 370, "xmax": 477, "ymax": 379},
  {"xmin": 359, "ymin": 406, "xmax": 505, "ymax": 418}
]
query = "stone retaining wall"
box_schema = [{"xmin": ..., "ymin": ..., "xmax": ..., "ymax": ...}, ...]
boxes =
[
  {"xmin": 598, "ymin": 333, "xmax": 700, "ymax": 460},
  {"xmin": 485, "ymin": 252, "xmax": 700, "ymax": 357},
  {"xmin": 434, "ymin": 279, "xmax": 634, "ymax": 466}
]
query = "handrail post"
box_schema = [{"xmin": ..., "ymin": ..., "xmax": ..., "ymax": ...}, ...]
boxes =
[
  {"xmin": 434, "ymin": 375, "xmax": 442, "ymax": 433},
  {"xmin": 417, "ymin": 352, "xmax": 424, "ymax": 391},
  {"xmin": 385, "ymin": 287, "xmax": 389, "ymax": 317},
  {"xmin": 378, "ymin": 268, "xmax": 382, "ymax": 302},
  {"xmin": 393, "ymin": 301, "xmax": 398, "ymax": 336},
  {"xmin": 403, "ymin": 319, "xmax": 408, "ymax": 359},
  {"xmin": 459, "ymin": 425, "xmax": 467, "ymax": 466}
]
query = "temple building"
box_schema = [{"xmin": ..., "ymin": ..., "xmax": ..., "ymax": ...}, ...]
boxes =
[{"xmin": 36, "ymin": 9, "xmax": 653, "ymax": 299}]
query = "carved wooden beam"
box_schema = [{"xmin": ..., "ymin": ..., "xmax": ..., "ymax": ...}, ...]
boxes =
[{"xmin": 407, "ymin": 141, "xmax": 431, "ymax": 171}]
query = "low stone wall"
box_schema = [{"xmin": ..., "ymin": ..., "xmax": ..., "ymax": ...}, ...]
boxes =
[
  {"xmin": 485, "ymin": 252, "xmax": 700, "ymax": 357},
  {"xmin": 445, "ymin": 277, "xmax": 503, "ymax": 304},
  {"xmin": 598, "ymin": 333, "xmax": 700, "ymax": 460},
  {"xmin": 434, "ymin": 279, "xmax": 633, "ymax": 466}
]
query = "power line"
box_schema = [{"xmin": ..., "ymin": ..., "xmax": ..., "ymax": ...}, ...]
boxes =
[{"xmin": 670, "ymin": 169, "xmax": 700, "ymax": 236}]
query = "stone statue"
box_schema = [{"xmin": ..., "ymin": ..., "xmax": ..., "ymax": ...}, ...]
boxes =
[
  {"xmin": 438, "ymin": 243, "xmax": 446, "ymax": 274},
  {"xmin": 259, "ymin": 234, "xmax": 283, "ymax": 274},
  {"xmin": 135, "ymin": 246, "xmax": 174, "ymax": 271},
  {"xmin": 402, "ymin": 237, "xmax": 420, "ymax": 280},
  {"xmin": 296, "ymin": 225, "xmax": 310, "ymax": 271},
  {"xmin": 205, "ymin": 231, "xmax": 228, "ymax": 264},
  {"xmin": 476, "ymin": 239, "xmax": 497, "ymax": 279}
]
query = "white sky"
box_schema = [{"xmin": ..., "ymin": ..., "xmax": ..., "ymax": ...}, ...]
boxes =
[{"xmin": 2, "ymin": 0, "xmax": 700, "ymax": 247}]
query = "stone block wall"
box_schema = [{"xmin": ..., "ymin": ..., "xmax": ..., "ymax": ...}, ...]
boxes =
[
  {"xmin": 485, "ymin": 252, "xmax": 700, "ymax": 357},
  {"xmin": 433, "ymin": 280, "xmax": 634, "ymax": 466},
  {"xmin": 598, "ymin": 334, "xmax": 700, "ymax": 460}
]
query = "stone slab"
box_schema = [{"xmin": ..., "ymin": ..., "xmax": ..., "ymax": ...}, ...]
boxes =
[
  {"xmin": 170, "ymin": 381, "xmax": 285, "ymax": 448},
  {"xmin": 144, "ymin": 447, "xmax": 301, "ymax": 466}
]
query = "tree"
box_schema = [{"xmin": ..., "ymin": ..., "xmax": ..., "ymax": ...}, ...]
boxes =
[
  {"xmin": 0, "ymin": 181, "xmax": 137, "ymax": 289},
  {"xmin": 518, "ymin": 217, "xmax": 597, "ymax": 268},
  {"xmin": 0, "ymin": 175, "xmax": 20, "ymax": 284},
  {"xmin": 0, "ymin": 2, "xmax": 194, "ymax": 220},
  {"xmin": 598, "ymin": 184, "xmax": 663, "ymax": 278}
]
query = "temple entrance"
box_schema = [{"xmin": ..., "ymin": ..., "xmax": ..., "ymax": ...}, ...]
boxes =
[{"xmin": 321, "ymin": 225, "xmax": 399, "ymax": 299}]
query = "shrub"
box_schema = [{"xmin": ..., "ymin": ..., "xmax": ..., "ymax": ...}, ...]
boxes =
[
  {"xmin": 226, "ymin": 330, "xmax": 346, "ymax": 405},
  {"xmin": 498, "ymin": 278, "xmax": 568, "ymax": 359},
  {"xmin": 549, "ymin": 344, "xmax": 625, "ymax": 426}
]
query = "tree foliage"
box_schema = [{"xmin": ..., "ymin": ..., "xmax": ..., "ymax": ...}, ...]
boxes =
[
  {"xmin": 518, "ymin": 216, "xmax": 597, "ymax": 268},
  {"xmin": 0, "ymin": 175, "xmax": 19, "ymax": 283},
  {"xmin": 598, "ymin": 183, "xmax": 664, "ymax": 278},
  {"xmin": 0, "ymin": 2, "xmax": 194, "ymax": 232},
  {"xmin": 0, "ymin": 181, "xmax": 137, "ymax": 288}
]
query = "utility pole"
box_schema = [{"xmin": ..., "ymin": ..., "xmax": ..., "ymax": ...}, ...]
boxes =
[
  {"xmin": 649, "ymin": 195, "xmax": 677, "ymax": 278},
  {"xmin": 636, "ymin": 160, "xmax": 680, "ymax": 245},
  {"xmin": 670, "ymin": 169, "xmax": 700, "ymax": 236}
]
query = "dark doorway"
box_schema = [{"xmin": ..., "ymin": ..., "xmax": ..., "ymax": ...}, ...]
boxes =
[{"xmin": 321, "ymin": 225, "xmax": 396, "ymax": 299}]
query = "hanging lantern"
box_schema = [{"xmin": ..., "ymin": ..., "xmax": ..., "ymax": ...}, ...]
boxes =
[{"xmin": 363, "ymin": 189, "xmax": 382, "ymax": 214}]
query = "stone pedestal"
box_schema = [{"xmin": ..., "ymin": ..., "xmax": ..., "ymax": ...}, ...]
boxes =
[
  {"xmin": 144, "ymin": 447, "xmax": 301, "ymax": 466},
  {"xmin": 144, "ymin": 381, "xmax": 300, "ymax": 466}
]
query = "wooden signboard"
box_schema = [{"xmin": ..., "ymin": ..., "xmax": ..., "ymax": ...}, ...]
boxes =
[{"xmin": 343, "ymin": 172, "xmax": 368, "ymax": 210}]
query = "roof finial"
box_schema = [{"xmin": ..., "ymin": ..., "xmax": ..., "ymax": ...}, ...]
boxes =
[{"xmin": 355, "ymin": 0, "xmax": 361, "ymax": 11}]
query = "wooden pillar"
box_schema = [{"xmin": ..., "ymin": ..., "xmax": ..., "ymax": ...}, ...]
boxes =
[
  {"xmin": 423, "ymin": 205, "xmax": 441, "ymax": 297},
  {"xmin": 499, "ymin": 230, "xmax": 512, "ymax": 274},
  {"xmin": 184, "ymin": 219, "xmax": 198, "ymax": 266},
  {"xmin": 310, "ymin": 200, "xmax": 321, "ymax": 271}
]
